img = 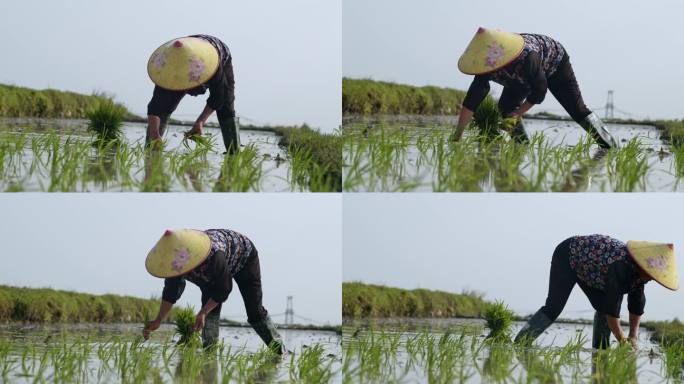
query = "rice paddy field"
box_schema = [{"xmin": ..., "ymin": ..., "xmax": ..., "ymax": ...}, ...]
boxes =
[
  {"xmin": 343, "ymin": 115, "xmax": 682, "ymax": 192},
  {"xmin": 342, "ymin": 318, "xmax": 683, "ymax": 383},
  {"xmin": 0, "ymin": 118, "xmax": 334, "ymax": 192},
  {"xmin": 0, "ymin": 322, "xmax": 341, "ymax": 383}
]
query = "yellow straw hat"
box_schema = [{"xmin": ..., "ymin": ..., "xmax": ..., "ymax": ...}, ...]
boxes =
[
  {"xmin": 147, "ymin": 37, "xmax": 220, "ymax": 91},
  {"xmin": 145, "ymin": 229, "xmax": 212, "ymax": 278},
  {"xmin": 458, "ymin": 27, "xmax": 525, "ymax": 75},
  {"xmin": 627, "ymin": 241, "xmax": 679, "ymax": 290}
]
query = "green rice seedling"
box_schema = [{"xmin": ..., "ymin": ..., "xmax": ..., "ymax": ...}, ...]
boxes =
[
  {"xmin": 471, "ymin": 96, "xmax": 501, "ymax": 141},
  {"xmin": 483, "ymin": 301, "xmax": 514, "ymax": 343},
  {"xmin": 606, "ymin": 138, "xmax": 648, "ymax": 192},
  {"xmin": 661, "ymin": 340, "xmax": 684, "ymax": 381},
  {"xmin": 481, "ymin": 344, "xmax": 515, "ymax": 382},
  {"xmin": 174, "ymin": 306, "xmax": 201, "ymax": 346},
  {"xmin": 86, "ymin": 99, "xmax": 126, "ymax": 146},
  {"xmin": 214, "ymin": 144, "xmax": 263, "ymax": 192},
  {"xmin": 289, "ymin": 344, "xmax": 335, "ymax": 383}
]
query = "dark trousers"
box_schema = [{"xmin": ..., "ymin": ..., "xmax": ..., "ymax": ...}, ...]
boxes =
[
  {"xmin": 200, "ymin": 249, "xmax": 269, "ymax": 324},
  {"xmin": 539, "ymin": 237, "xmax": 578, "ymax": 320},
  {"xmin": 499, "ymin": 56, "xmax": 592, "ymax": 123}
]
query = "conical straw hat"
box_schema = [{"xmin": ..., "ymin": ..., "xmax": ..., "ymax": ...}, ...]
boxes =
[
  {"xmin": 145, "ymin": 229, "xmax": 212, "ymax": 278},
  {"xmin": 627, "ymin": 241, "xmax": 679, "ymax": 290},
  {"xmin": 458, "ymin": 27, "xmax": 525, "ymax": 75},
  {"xmin": 147, "ymin": 37, "xmax": 220, "ymax": 91}
]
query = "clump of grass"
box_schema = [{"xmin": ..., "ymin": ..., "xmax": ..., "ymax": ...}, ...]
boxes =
[
  {"xmin": 174, "ymin": 306, "xmax": 201, "ymax": 346},
  {"xmin": 483, "ymin": 301, "xmax": 514, "ymax": 342},
  {"xmin": 86, "ymin": 99, "xmax": 127, "ymax": 146},
  {"xmin": 471, "ymin": 96, "xmax": 501, "ymax": 141}
]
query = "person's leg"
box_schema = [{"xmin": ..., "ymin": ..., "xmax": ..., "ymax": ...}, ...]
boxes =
[
  {"xmin": 515, "ymin": 238, "xmax": 577, "ymax": 343},
  {"xmin": 233, "ymin": 248, "xmax": 283, "ymax": 354},
  {"xmin": 216, "ymin": 106, "xmax": 240, "ymax": 155},
  {"xmin": 548, "ymin": 57, "xmax": 617, "ymax": 148},
  {"xmin": 200, "ymin": 288, "xmax": 225, "ymax": 348},
  {"xmin": 498, "ymin": 86, "xmax": 529, "ymax": 143},
  {"xmin": 592, "ymin": 311, "xmax": 612, "ymax": 349}
]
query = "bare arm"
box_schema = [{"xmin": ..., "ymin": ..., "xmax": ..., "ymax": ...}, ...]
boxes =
[
  {"xmin": 147, "ymin": 115, "xmax": 162, "ymax": 141},
  {"xmin": 605, "ymin": 315, "xmax": 626, "ymax": 343},
  {"xmin": 516, "ymin": 101, "xmax": 535, "ymax": 117},
  {"xmin": 194, "ymin": 298, "xmax": 220, "ymax": 331},
  {"xmin": 628, "ymin": 313, "xmax": 641, "ymax": 349},
  {"xmin": 452, "ymin": 107, "xmax": 474, "ymax": 141},
  {"xmin": 143, "ymin": 299, "xmax": 174, "ymax": 339},
  {"xmin": 186, "ymin": 105, "xmax": 215, "ymax": 136}
]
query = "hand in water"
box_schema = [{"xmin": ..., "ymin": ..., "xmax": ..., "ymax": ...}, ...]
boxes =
[
  {"xmin": 143, "ymin": 319, "xmax": 161, "ymax": 340},
  {"xmin": 185, "ymin": 121, "xmax": 203, "ymax": 138},
  {"xmin": 194, "ymin": 312, "xmax": 207, "ymax": 332}
]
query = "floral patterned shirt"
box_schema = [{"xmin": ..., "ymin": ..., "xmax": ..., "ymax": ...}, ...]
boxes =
[
  {"xmin": 462, "ymin": 34, "xmax": 566, "ymax": 111},
  {"xmin": 162, "ymin": 229, "xmax": 255, "ymax": 304},
  {"xmin": 568, "ymin": 235, "xmax": 647, "ymax": 317}
]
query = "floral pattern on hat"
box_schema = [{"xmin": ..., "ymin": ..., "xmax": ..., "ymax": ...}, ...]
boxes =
[
  {"xmin": 151, "ymin": 52, "xmax": 167, "ymax": 70},
  {"xmin": 171, "ymin": 247, "xmax": 191, "ymax": 272},
  {"xmin": 188, "ymin": 57, "xmax": 206, "ymax": 83},
  {"xmin": 485, "ymin": 43, "xmax": 505, "ymax": 68},
  {"xmin": 646, "ymin": 255, "xmax": 669, "ymax": 273}
]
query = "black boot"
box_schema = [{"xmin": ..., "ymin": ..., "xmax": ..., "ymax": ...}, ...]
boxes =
[
  {"xmin": 514, "ymin": 310, "xmax": 553, "ymax": 344},
  {"xmin": 219, "ymin": 116, "xmax": 241, "ymax": 154},
  {"xmin": 201, "ymin": 310, "xmax": 221, "ymax": 348},
  {"xmin": 592, "ymin": 311, "xmax": 611, "ymax": 349},
  {"xmin": 249, "ymin": 317, "xmax": 284, "ymax": 354},
  {"xmin": 579, "ymin": 112, "xmax": 618, "ymax": 149}
]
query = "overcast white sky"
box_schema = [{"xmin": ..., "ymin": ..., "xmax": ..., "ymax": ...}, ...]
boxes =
[
  {"xmin": 344, "ymin": 194, "xmax": 684, "ymax": 321},
  {"xmin": 0, "ymin": 0, "xmax": 341, "ymax": 132},
  {"xmin": 0, "ymin": 194, "xmax": 342, "ymax": 325},
  {"xmin": 343, "ymin": 0, "xmax": 684, "ymax": 120}
]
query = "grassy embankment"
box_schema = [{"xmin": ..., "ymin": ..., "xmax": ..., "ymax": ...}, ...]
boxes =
[
  {"xmin": 0, "ymin": 285, "xmax": 170, "ymax": 323},
  {"xmin": 274, "ymin": 125, "xmax": 342, "ymax": 192},
  {"xmin": 643, "ymin": 319, "xmax": 684, "ymax": 345},
  {"xmin": 0, "ymin": 84, "xmax": 140, "ymax": 121},
  {"xmin": 342, "ymin": 78, "xmax": 466, "ymax": 116},
  {"xmin": 342, "ymin": 282, "xmax": 489, "ymax": 319}
]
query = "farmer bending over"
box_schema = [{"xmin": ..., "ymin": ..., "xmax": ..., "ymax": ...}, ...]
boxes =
[
  {"xmin": 515, "ymin": 235, "xmax": 679, "ymax": 349},
  {"xmin": 146, "ymin": 35, "xmax": 240, "ymax": 154},
  {"xmin": 452, "ymin": 28, "xmax": 617, "ymax": 148},
  {"xmin": 142, "ymin": 228, "xmax": 283, "ymax": 353}
]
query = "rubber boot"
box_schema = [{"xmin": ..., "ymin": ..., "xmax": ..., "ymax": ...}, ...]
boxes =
[
  {"xmin": 579, "ymin": 112, "xmax": 618, "ymax": 149},
  {"xmin": 145, "ymin": 115, "xmax": 169, "ymax": 146},
  {"xmin": 219, "ymin": 116, "xmax": 241, "ymax": 155},
  {"xmin": 592, "ymin": 311, "xmax": 611, "ymax": 349},
  {"xmin": 201, "ymin": 310, "xmax": 221, "ymax": 348},
  {"xmin": 514, "ymin": 310, "xmax": 553, "ymax": 344},
  {"xmin": 249, "ymin": 317, "xmax": 284, "ymax": 355},
  {"xmin": 510, "ymin": 119, "xmax": 529, "ymax": 144}
]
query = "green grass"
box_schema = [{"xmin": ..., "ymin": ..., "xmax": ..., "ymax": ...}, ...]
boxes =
[
  {"xmin": 471, "ymin": 96, "xmax": 501, "ymax": 140},
  {"xmin": 643, "ymin": 319, "xmax": 684, "ymax": 346},
  {"xmin": 0, "ymin": 335, "xmax": 338, "ymax": 383},
  {"xmin": 343, "ymin": 123, "xmax": 656, "ymax": 192},
  {"xmin": 342, "ymin": 78, "xmax": 466, "ymax": 115},
  {"xmin": 275, "ymin": 125, "xmax": 342, "ymax": 192},
  {"xmin": 483, "ymin": 301, "xmax": 514, "ymax": 342},
  {"xmin": 0, "ymin": 285, "xmax": 171, "ymax": 324},
  {"xmin": 86, "ymin": 99, "xmax": 127, "ymax": 145},
  {"xmin": 173, "ymin": 306, "xmax": 201, "ymax": 345},
  {"xmin": 0, "ymin": 83, "xmax": 140, "ymax": 120},
  {"xmin": 342, "ymin": 282, "xmax": 490, "ymax": 319},
  {"xmin": 343, "ymin": 328, "xmax": 659, "ymax": 383}
]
